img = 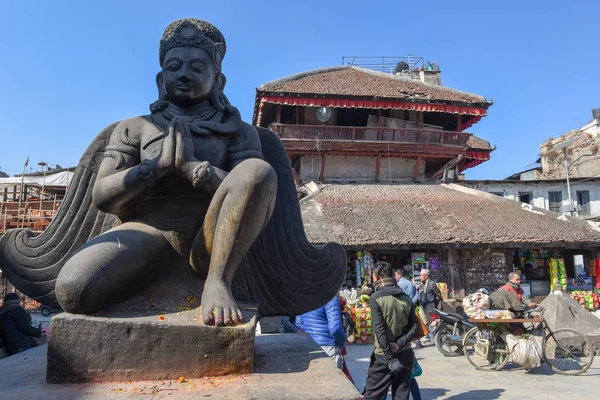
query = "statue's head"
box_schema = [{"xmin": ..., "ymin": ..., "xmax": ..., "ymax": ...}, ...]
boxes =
[{"xmin": 156, "ymin": 18, "xmax": 228, "ymax": 109}]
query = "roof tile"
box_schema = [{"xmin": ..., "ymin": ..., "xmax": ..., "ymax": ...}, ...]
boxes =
[
  {"xmin": 301, "ymin": 183, "xmax": 600, "ymax": 247},
  {"xmin": 260, "ymin": 66, "xmax": 489, "ymax": 105}
]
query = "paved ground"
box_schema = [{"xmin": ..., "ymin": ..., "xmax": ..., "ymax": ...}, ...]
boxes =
[
  {"xmin": 0, "ymin": 335, "xmax": 360, "ymax": 400},
  {"xmin": 345, "ymin": 342, "xmax": 599, "ymax": 400}
]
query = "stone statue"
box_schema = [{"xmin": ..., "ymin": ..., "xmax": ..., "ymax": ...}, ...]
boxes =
[{"xmin": 0, "ymin": 18, "xmax": 345, "ymax": 327}]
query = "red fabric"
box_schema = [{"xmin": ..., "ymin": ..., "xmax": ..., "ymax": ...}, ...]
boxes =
[
  {"xmin": 458, "ymin": 159, "xmax": 486, "ymax": 172},
  {"xmin": 596, "ymin": 259, "xmax": 600, "ymax": 288},
  {"xmin": 341, "ymin": 357, "xmax": 354, "ymax": 383},
  {"xmin": 500, "ymin": 283, "xmax": 523, "ymax": 302},
  {"xmin": 466, "ymin": 151, "xmax": 491, "ymax": 160},
  {"xmin": 461, "ymin": 115, "xmax": 483, "ymax": 130},
  {"xmin": 260, "ymin": 96, "xmax": 488, "ymax": 117}
]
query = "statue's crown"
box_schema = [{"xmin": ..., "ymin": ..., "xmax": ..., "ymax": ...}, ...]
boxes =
[{"xmin": 159, "ymin": 18, "xmax": 226, "ymax": 66}]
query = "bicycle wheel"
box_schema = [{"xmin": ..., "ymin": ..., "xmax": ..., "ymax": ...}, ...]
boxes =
[
  {"xmin": 463, "ymin": 326, "xmax": 510, "ymax": 371},
  {"xmin": 544, "ymin": 328, "xmax": 594, "ymax": 375}
]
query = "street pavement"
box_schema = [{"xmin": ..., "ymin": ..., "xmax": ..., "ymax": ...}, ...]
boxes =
[{"xmin": 345, "ymin": 342, "xmax": 599, "ymax": 400}]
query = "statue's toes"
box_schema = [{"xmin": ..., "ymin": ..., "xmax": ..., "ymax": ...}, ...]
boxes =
[
  {"xmin": 236, "ymin": 309, "xmax": 244, "ymax": 324},
  {"xmin": 203, "ymin": 311, "xmax": 215, "ymax": 326},
  {"xmin": 231, "ymin": 310, "xmax": 241, "ymax": 324},
  {"xmin": 223, "ymin": 307, "xmax": 232, "ymax": 325},
  {"xmin": 214, "ymin": 306, "xmax": 225, "ymax": 327}
]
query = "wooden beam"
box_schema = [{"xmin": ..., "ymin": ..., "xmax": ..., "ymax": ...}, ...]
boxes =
[
  {"xmin": 456, "ymin": 114, "xmax": 462, "ymax": 131},
  {"xmin": 375, "ymin": 155, "xmax": 382, "ymax": 182},
  {"xmin": 275, "ymin": 104, "xmax": 282, "ymax": 123},
  {"xmin": 412, "ymin": 156, "xmax": 422, "ymax": 182},
  {"xmin": 319, "ymin": 154, "xmax": 327, "ymax": 182},
  {"xmin": 430, "ymin": 156, "xmax": 462, "ymax": 181},
  {"xmin": 417, "ymin": 112, "xmax": 424, "ymax": 128}
]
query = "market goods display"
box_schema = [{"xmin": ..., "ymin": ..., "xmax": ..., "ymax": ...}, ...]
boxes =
[
  {"xmin": 348, "ymin": 301, "xmax": 373, "ymax": 344},
  {"xmin": 569, "ymin": 291, "xmax": 600, "ymax": 311},
  {"xmin": 549, "ymin": 257, "xmax": 567, "ymax": 290}
]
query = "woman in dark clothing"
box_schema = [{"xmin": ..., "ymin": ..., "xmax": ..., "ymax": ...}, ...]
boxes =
[{"xmin": 0, "ymin": 293, "xmax": 41, "ymax": 355}]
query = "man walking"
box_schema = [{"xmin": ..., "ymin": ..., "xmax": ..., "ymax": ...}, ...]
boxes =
[
  {"xmin": 363, "ymin": 262, "xmax": 417, "ymax": 400},
  {"xmin": 417, "ymin": 269, "xmax": 442, "ymax": 344},
  {"xmin": 395, "ymin": 267, "xmax": 418, "ymax": 306}
]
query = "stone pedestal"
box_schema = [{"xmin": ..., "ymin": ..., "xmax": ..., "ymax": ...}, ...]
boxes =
[{"xmin": 47, "ymin": 309, "xmax": 256, "ymax": 383}]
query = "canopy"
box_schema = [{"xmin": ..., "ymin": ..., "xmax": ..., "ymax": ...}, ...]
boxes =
[{"xmin": 0, "ymin": 171, "xmax": 74, "ymax": 190}]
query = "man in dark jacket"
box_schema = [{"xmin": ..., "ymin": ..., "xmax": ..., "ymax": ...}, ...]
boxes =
[
  {"xmin": 0, "ymin": 293, "xmax": 41, "ymax": 355},
  {"xmin": 417, "ymin": 268, "xmax": 442, "ymax": 345},
  {"xmin": 296, "ymin": 296, "xmax": 347, "ymax": 369},
  {"xmin": 363, "ymin": 262, "xmax": 417, "ymax": 400}
]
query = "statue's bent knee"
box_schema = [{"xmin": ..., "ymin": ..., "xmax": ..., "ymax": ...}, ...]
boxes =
[
  {"xmin": 56, "ymin": 254, "xmax": 112, "ymax": 314},
  {"xmin": 235, "ymin": 158, "xmax": 277, "ymax": 190}
]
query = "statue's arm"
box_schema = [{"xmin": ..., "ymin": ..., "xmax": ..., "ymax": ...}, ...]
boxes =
[
  {"xmin": 92, "ymin": 121, "xmax": 161, "ymax": 216},
  {"xmin": 181, "ymin": 124, "xmax": 263, "ymax": 193},
  {"xmin": 228, "ymin": 123, "xmax": 264, "ymax": 169}
]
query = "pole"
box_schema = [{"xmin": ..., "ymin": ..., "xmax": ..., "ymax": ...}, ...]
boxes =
[
  {"xmin": 563, "ymin": 148, "xmax": 574, "ymax": 216},
  {"xmin": 18, "ymin": 158, "xmax": 27, "ymax": 208},
  {"xmin": 38, "ymin": 165, "xmax": 47, "ymax": 214}
]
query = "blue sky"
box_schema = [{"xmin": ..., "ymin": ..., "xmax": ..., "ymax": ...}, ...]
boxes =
[{"xmin": 0, "ymin": 0, "xmax": 598, "ymax": 179}]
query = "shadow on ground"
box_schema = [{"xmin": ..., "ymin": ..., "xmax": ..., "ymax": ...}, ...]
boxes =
[
  {"xmin": 445, "ymin": 388, "xmax": 505, "ymax": 399},
  {"xmin": 420, "ymin": 387, "xmax": 449, "ymax": 399}
]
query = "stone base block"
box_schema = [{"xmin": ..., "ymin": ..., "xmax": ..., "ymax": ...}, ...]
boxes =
[{"xmin": 47, "ymin": 309, "xmax": 256, "ymax": 383}]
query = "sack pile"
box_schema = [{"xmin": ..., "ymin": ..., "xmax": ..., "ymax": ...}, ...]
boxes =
[{"xmin": 462, "ymin": 292, "xmax": 491, "ymax": 318}]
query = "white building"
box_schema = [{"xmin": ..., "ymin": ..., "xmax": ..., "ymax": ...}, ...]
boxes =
[{"xmin": 461, "ymin": 178, "xmax": 600, "ymax": 219}]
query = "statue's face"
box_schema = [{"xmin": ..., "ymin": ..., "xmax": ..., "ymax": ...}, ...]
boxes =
[{"xmin": 162, "ymin": 46, "xmax": 216, "ymax": 106}]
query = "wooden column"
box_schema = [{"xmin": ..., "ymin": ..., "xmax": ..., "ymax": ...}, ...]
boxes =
[
  {"xmin": 456, "ymin": 114, "xmax": 462, "ymax": 131},
  {"xmin": 295, "ymin": 106, "xmax": 300, "ymax": 124},
  {"xmin": 377, "ymin": 110, "xmax": 383, "ymax": 140},
  {"xmin": 412, "ymin": 156, "xmax": 422, "ymax": 182},
  {"xmin": 275, "ymin": 104, "xmax": 282, "ymax": 123},
  {"xmin": 375, "ymin": 155, "xmax": 382, "ymax": 182},
  {"xmin": 417, "ymin": 111, "xmax": 424, "ymax": 128},
  {"xmin": 319, "ymin": 154, "xmax": 328, "ymax": 183}
]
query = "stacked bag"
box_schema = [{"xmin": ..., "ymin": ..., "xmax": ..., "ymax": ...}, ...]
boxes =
[{"xmin": 462, "ymin": 292, "xmax": 491, "ymax": 319}]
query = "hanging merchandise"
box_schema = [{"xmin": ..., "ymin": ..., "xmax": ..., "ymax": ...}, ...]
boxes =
[
  {"xmin": 429, "ymin": 257, "xmax": 439, "ymax": 271},
  {"xmin": 355, "ymin": 251, "xmax": 363, "ymax": 287},
  {"xmin": 526, "ymin": 251, "xmax": 536, "ymax": 263},
  {"xmin": 363, "ymin": 251, "xmax": 374, "ymax": 286},
  {"xmin": 411, "ymin": 253, "xmax": 427, "ymax": 263},
  {"xmin": 549, "ymin": 257, "xmax": 567, "ymax": 290}
]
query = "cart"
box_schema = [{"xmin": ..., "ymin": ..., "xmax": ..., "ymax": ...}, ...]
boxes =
[{"xmin": 462, "ymin": 316, "xmax": 594, "ymax": 375}]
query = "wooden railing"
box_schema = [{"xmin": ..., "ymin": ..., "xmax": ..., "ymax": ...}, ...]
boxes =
[{"xmin": 269, "ymin": 123, "xmax": 471, "ymax": 146}]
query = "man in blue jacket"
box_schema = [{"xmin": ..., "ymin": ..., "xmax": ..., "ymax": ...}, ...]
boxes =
[
  {"xmin": 395, "ymin": 268, "xmax": 418, "ymax": 306},
  {"xmin": 296, "ymin": 296, "xmax": 346, "ymax": 369}
]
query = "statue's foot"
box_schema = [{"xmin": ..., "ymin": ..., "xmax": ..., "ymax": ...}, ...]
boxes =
[{"xmin": 201, "ymin": 282, "xmax": 244, "ymax": 327}]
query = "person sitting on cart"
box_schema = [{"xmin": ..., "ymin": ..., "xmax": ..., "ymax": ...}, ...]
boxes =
[{"xmin": 499, "ymin": 272, "xmax": 537, "ymax": 309}]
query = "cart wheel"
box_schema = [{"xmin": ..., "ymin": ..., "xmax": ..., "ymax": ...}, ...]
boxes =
[
  {"xmin": 463, "ymin": 327, "xmax": 509, "ymax": 371},
  {"xmin": 544, "ymin": 328, "xmax": 594, "ymax": 375}
]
